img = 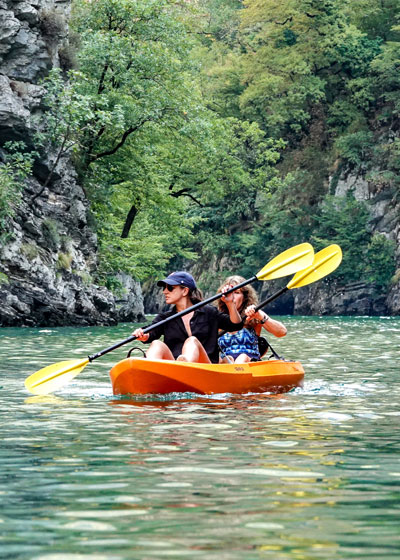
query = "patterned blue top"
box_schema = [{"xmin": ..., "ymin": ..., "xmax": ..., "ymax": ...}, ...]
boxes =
[{"xmin": 218, "ymin": 327, "xmax": 260, "ymax": 361}]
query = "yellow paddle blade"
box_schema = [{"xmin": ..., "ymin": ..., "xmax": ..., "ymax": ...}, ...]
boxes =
[
  {"xmin": 24, "ymin": 358, "xmax": 90, "ymax": 396},
  {"xmin": 287, "ymin": 244, "xmax": 342, "ymax": 289},
  {"xmin": 256, "ymin": 243, "xmax": 314, "ymax": 281}
]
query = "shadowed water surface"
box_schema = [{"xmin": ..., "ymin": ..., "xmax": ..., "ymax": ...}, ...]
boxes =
[{"xmin": 1, "ymin": 316, "xmax": 399, "ymax": 559}]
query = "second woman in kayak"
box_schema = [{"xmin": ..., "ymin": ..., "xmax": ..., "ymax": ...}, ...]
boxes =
[
  {"xmin": 132, "ymin": 271, "xmax": 243, "ymax": 363},
  {"xmin": 217, "ymin": 275, "xmax": 287, "ymax": 363}
]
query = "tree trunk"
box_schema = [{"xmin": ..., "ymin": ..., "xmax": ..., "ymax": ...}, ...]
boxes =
[{"xmin": 121, "ymin": 204, "xmax": 138, "ymax": 238}]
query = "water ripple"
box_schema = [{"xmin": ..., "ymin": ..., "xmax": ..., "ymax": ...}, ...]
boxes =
[{"xmin": 0, "ymin": 318, "xmax": 399, "ymax": 560}]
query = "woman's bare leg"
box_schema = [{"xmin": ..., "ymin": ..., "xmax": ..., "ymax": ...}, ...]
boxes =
[
  {"xmin": 220, "ymin": 355, "xmax": 234, "ymax": 364},
  {"xmin": 146, "ymin": 340, "xmax": 175, "ymax": 360},
  {"xmin": 177, "ymin": 336, "xmax": 211, "ymax": 363},
  {"xmin": 234, "ymin": 353, "xmax": 251, "ymax": 364}
]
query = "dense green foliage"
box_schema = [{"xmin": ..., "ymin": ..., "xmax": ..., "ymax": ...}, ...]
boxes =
[
  {"xmin": 312, "ymin": 195, "xmax": 396, "ymax": 288},
  {"xmin": 5, "ymin": 0, "xmax": 399, "ymax": 295},
  {"xmin": 0, "ymin": 142, "xmax": 37, "ymax": 242},
  {"xmin": 189, "ymin": 0, "xmax": 399, "ymax": 290}
]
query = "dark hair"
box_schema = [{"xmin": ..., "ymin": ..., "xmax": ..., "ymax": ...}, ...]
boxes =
[{"xmin": 189, "ymin": 287, "xmax": 203, "ymax": 304}]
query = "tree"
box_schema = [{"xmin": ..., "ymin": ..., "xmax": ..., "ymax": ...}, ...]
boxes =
[
  {"xmin": 41, "ymin": 0, "xmax": 280, "ymax": 282},
  {"xmin": 188, "ymin": 119, "xmax": 286, "ymax": 276},
  {"xmin": 70, "ymin": 0, "xmax": 197, "ymax": 169},
  {"xmin": 312, "ymin": 194, "xmax": 396, "ymax": 288},
  {"xmin": 237, "ymin": 1, "xmax": 383, "ymax": 139},
  {"xmin": 0, "ymin": 142, "xmax": 37, "ymax": 242}
]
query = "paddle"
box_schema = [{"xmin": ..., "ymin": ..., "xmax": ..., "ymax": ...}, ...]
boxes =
[
  {"xmin": 252, "ymin": 245, "xmax": 342, "ymax": 362},
  {"xmin": 255, "ymin": 244, "xmax": 342, "ymax": 311},
  {"xmin": 24, "ymin": 242, "xmax": 314, "ymax": 395}
]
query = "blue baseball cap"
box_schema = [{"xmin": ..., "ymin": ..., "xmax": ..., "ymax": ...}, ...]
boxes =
[{"xmin": 157, "ymin": 271, "xmax": 196, "ymax": 291}]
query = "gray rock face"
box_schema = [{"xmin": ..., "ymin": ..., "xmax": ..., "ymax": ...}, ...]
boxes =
[
  {"xmin": 272, "ymin": 164, "xmax": 400, "ymax": 316},
  {"xmin": 0, "ymin": 74, "xmax": 38, "ymax": 142},
  {"xmin": 115, "ymin": 273, "xmax": 145, "ymax": 322},
  {"xmin": 0, "ymin": 0, "xmax": 67, "ymax": 81},
  {"xmin": 293, "ymin": 281, "xmax": 388, "ymax": 316},
  {"xmin": 0, "ymin": 0, "xmax": 145, "ymax": 327},
  {"xmin": 331, "ymin": 169, "xmax": 399, "ymax": 315},
  {"xmin": 0, "ymin": 156, "xmax": 146, "ymax": 326}
]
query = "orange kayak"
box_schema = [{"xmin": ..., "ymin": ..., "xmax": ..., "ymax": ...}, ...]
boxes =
[{"xmin": 109, "ymin": 357, "xmax": 304, "ymax": 395}]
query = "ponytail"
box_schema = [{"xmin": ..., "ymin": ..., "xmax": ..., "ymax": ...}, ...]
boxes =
[{"xmin": 189, "ymin": 287, "xmax": 203, "ymax": 304}]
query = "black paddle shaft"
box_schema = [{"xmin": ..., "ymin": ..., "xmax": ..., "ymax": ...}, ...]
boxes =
[
  {"xmin": 88, "ymin": 275, "xmax": 259, "ymax": 362},
  {"xmin": 255, "ymin": 286, "xmax": 288, "ymax": 312}
]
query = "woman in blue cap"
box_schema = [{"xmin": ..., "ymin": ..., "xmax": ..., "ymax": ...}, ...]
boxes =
[{"xmin": 132, "ymin": 271, "xmax": 242, "ymax": 363}]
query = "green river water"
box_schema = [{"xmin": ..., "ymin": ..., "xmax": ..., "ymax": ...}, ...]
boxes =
[{"xmin": 1, "ymin": 316, "xmax": 399, "ymax": 559}]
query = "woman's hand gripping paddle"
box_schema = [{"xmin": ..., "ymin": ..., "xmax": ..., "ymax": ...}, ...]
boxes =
[
  {"xmin": 255, "ymin": 244, "xmax": 343, "ymax": 311},
  {"xmin": 24, "ymin": 242, "xmax": 314, "ymax": 395}
]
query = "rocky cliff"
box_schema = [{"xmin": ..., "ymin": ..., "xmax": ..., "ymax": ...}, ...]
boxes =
[
  {"xmin": 0, "ymin": 0, "xmax": 398, "ymax": 324},
  {"xmin": 268, "ymin": 165, "xmax": 400, "ymax": 316},
  {"xmin": 0, "ymin": 0, "xmax": 145, "ymax": 326},
  {"xmin": 320, "ymin": 169, "xmax": 399, "ymax": 316}
]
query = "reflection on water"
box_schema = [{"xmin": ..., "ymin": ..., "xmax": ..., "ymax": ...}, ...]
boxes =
[{"xmin": 1, "ymin": 317, "xmax": 400, "ymax": 559}]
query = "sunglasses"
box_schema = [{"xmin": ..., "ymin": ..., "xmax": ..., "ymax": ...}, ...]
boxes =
[{"xmin": 162, "ymin": 284, "xmax": 179, "ymax": 292}]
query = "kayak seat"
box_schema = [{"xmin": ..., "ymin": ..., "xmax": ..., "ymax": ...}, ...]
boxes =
[{"xmin": 127, "ymin": 346, "xmax": 146, "ymax": 358}]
